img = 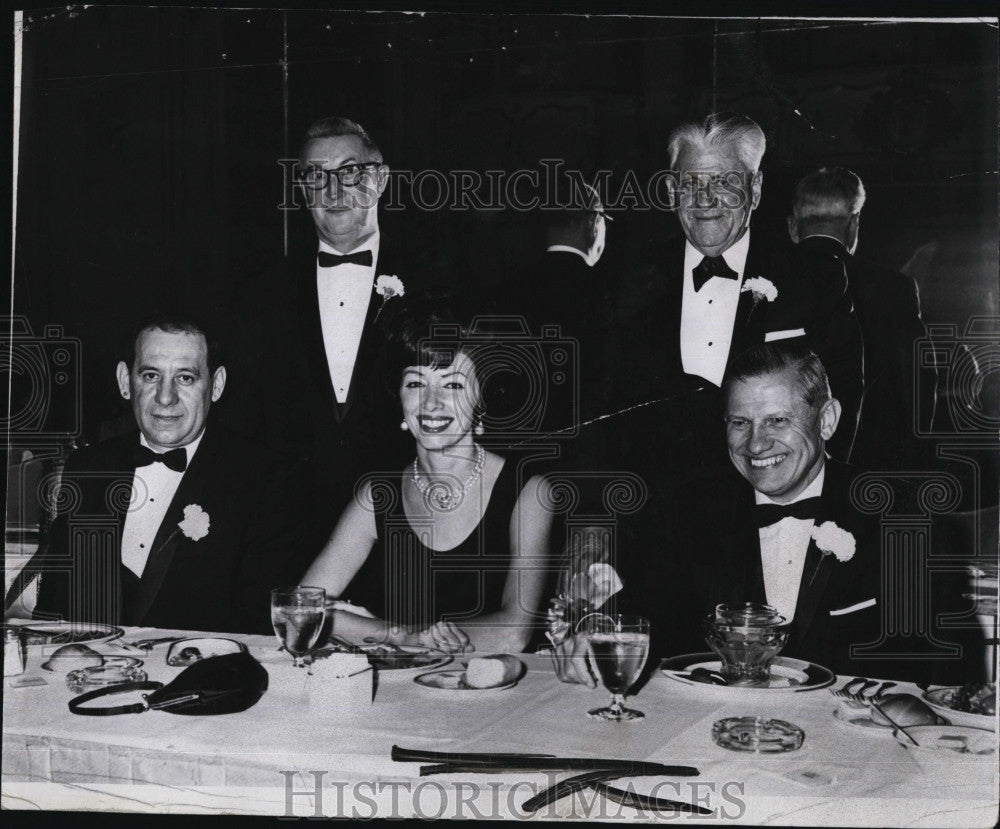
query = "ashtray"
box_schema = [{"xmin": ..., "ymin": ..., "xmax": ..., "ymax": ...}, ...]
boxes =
[
  {"xmin": 712, "ymin": 716, "xmax": 805, "ymax": 753},
  {"xmin": 66, "ymin": 664, "xmax": 148, "ymax": 694}
]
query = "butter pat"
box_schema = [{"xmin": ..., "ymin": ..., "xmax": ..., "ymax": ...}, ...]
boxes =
[{"xmin": 465, "ymin": 655, "xmax": 524, "ymax": 689}]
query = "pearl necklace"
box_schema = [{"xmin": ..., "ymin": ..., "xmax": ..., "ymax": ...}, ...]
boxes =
[{"xmin": 411, "ymin": 444, "xmax": 486, "ymax": 511}]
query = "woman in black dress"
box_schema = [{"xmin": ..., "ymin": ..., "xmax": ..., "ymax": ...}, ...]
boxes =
[{"xmin": 303, "ymin": 301, "xmax": 554, "ymax": 653}]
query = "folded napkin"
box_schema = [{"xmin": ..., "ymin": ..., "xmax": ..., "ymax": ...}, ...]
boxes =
[{"xmin": 465, "ymin": 655, "xmax": 524, "ymax": 688}]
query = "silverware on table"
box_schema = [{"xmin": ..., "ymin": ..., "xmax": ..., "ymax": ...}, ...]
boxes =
[
  {"xmin": 830, "ymin": 677, "xmax": 885, "ymax": 708},
  {"xmin": 868, "ymin": 699, "xmax": 921, "ymax": 746},
  {"xmin": 830, "ymin": 677, "xmax": 866, "ymax": 701}
]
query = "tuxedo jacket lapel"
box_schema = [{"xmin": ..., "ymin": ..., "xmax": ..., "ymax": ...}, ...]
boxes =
[
  {"xmin": 720, "ymin": 491, "xmax": 768, "ymax": 604},
  {"xmin": 663, "ymin": 236, "xmax": 686, "ymax": 378},
  {"xmin": 790, "ymin": 539, "xmax": 833, "ymax": 646},
  {"xmin": 105, "ymin": 444, "xmax": 134, "ymax": 624},
  {"xmin": 293, "ymin": 247, "xmax": 342, "ymax": 425},
  {"xmin": 128, "ymin": 435, "xmax": 216, "ymax": 625},
  {"xmin": 729, "ymin": 233, "xmax": 764, "ymax": 360},
  {"xmin": 338, "ymin": 267, "xmax": 383, "ymax": 421}
]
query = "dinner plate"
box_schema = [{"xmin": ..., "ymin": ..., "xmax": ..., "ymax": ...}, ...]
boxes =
[
  {"xmin": 357, "ymin": 644, "xmax": 452, "ymax": 672},
  {"xmin": 922, "ymin": 687, "xmax": 997, "ymax": 729},
  {"xmin": 660, "ymin": 653, "xmax": 835, "ymax": 692},
  {"xmin": 413, "ymin": 669, "xmax": 517, "ymax": 692},
  {"xmin": 17, "ymin": 622, "xmax": 124, "ymax": 646}
]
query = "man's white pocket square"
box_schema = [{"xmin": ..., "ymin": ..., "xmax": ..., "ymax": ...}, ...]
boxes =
[
  {"xmin": 829, "ymin": 598, "xmax": 876, "ymax": 616},
  {"xmin": 765, "ymin": 328, "xmax": 806, "ymax": 342}
]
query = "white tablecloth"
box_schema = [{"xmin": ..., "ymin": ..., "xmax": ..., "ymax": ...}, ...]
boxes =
[{"xmin": 3, "ymin": 626, "xmax": 998, "ymax": 823}]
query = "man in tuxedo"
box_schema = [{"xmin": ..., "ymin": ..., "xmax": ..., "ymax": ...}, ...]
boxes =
[
  {"xmin": 33, "ymin": 315, "xmax": 304, "ymax": 634},
  {"xmin": 714, "ymin": 342, "xmax": 981, "ymax": 682},
  {"xmin": 611, "ymin": 112, "xmax": 863, "ymax": 465},
  {"xmin": 224, "ymin": 117, "xmax": 429, "ymax": 555},
  {"xmin": 789, "ymin": 166, "xmax": 936, "ymax": 471},
  {"xmin": 552, "ymin": 342, "xmax": 981, "ymax": 685}
]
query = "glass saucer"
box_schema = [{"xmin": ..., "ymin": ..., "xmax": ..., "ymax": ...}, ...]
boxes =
[
  {"xmin": 712, "ymin": 716, "xmax": 805, "ymax": 753},
  {"xmin": 66, "ymin": 664, "xmax": 148, "ymax": 694}
]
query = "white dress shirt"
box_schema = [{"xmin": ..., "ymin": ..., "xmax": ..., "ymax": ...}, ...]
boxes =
[
  {"xmin": 755, "ymin": 465, "xmax": 826, "ymax": 622},
  {"xmin": 679, "ymin": 231, "xmax": 751, "ymax": 387},
  {"xmin": 120, "ymin": 431, "xmax": 205, "ymax": 578},
  {"xmin": 316, "ymin": 233, "xmax": 380, "ymax": 404}
]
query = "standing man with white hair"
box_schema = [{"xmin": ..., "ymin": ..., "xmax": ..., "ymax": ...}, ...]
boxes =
[
  {"xmin": 789, "ymin": 166, "xmax": 935, "ymax": 471},
  {"xmin": 612, "ymin": 112, "xmax": 863, "ymax": 463}
]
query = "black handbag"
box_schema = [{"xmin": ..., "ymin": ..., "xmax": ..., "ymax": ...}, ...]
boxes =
[{"xmin": 68, "ymin": 651, "xmax": 268, "ymax": 716}]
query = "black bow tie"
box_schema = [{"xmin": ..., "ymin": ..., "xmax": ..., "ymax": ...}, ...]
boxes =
[
  {"xmin": 692, "ymin": 255, "xmax": 738, "ymax": 292},
  {"xmin": 131, "ymin": 445, "xmax": 187, "ymax": 473},
  {"xmin": 317, "ymin": 250, "xmax": 373, "ymax": 269},
  {"xmin": 754, "ymin": 496, "xmax": 823, "ymax": 529}
]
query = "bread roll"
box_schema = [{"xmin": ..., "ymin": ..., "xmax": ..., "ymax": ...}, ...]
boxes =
[{"xmin": 465, "ymin": 655, "xmax": 524, "ymax": 688}]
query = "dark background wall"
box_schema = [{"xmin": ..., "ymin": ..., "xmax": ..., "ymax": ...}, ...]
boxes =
[{"xmin": 11, "ymin": 8, "xmax": 999, "ymax": 439}]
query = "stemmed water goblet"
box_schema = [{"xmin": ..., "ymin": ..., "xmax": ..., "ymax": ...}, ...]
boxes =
[
  {"xmin": 587, "ymin": 614, "xmax": 650, "ymax": 721},
  {"xmin": 270, "ymin": 586, "xmax": 326, "ymax": 669}
]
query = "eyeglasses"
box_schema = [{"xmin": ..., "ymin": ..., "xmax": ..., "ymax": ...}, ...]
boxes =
[
  {"xmin": 294, "ymin": 162, "xmax": 383, "ymax": 189},
  {"xmin": 586, "ymin": 209, "xmax": 614, "ymax": 222}
]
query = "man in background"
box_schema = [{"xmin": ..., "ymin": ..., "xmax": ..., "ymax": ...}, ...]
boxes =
[{"xmin": 789, "ymin": 166, "xmax": 936, "ymax": 471}]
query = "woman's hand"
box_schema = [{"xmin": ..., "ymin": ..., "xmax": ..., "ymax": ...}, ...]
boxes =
[
  {"xmin": 551, "ymin": 633, "xmax": 596, "ymax": 687},
  {"xmin": 409, "ymin": 620, "xmax": 472, "ymax": 654}
]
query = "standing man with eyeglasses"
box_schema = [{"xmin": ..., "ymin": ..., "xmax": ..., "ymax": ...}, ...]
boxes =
[{"xmin": 224, "ymin": 117, "xmax": 434, "ymax": 556}]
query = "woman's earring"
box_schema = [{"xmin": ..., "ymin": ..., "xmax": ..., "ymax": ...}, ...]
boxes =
[
  {"xmin": 474, "ymin": 418, "xmax": 484, "ymax": 436},
  {"xmin": 400, "ymin": 421, "xmax": 409, "ymax": 431}
]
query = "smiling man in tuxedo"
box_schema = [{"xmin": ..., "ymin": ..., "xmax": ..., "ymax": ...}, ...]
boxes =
[
  {"xmin": 32, "ymin": 314, "xmax": 304, "ymax": 634},
  {"xmin": 224, "ymin": 117, "xmax": 439, "ymax": 554},
  {"xmin": 716, "ymin": 341, "xmax": 981, "ymax": 682},
  {"xmin": 550, "ymin": 341, "xmax": 982, "ymax": 686},
  {"xmin": 611, "ymin": 112, "xmax": 863, "ymax": 465}
]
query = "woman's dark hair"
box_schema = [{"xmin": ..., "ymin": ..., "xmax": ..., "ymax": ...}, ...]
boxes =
[{"xmin": 382, "ymin": 289, "xmax": 503, "ymax": 418}]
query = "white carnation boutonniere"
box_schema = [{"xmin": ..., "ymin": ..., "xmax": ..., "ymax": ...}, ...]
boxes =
[
  {"xmin": 808, "ymin": 520, "xmax": 856, "ymax": 584},
  {"xmin": 178, "ymin": 504, "xmax": 211, "ymax": 541},
  {"xmin": 373, "ymin": 274, "xmax": 405, "ymax": 323},
  {"xmin": 741, "ymin": 276, "xmax": 778, "ymax": 303}
]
